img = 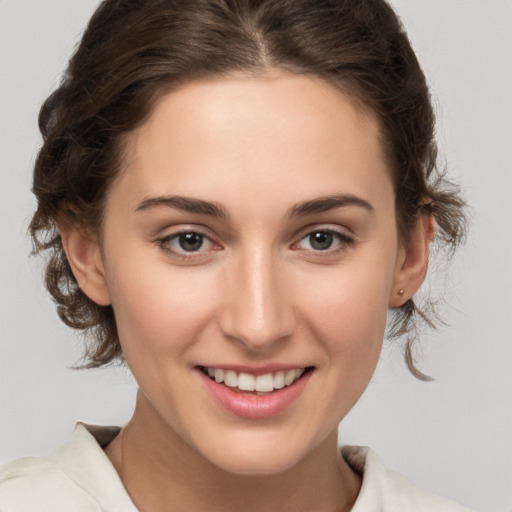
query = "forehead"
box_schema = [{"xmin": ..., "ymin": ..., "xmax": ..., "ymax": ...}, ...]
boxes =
[{"xmin": 117, "ymin": 72, "xmax": 393, "ymax": 213}]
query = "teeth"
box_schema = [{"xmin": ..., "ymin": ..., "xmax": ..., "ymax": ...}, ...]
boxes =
[
  {"xmin": 204, "ymin": 367, "xmax": 307, "ymax": 393},
  {"xmin": 238, "ymin": 373, "xmax": 255, "ymax": 391},
  {"xmin": 284, "ymin": 369, "xmax": 297, "ymax": 386},
  {"xmin": 274, "ymin": 371, "xmax": 285, "ymax": 389},
  {"xmin": 224, "ymin": 370, "xmax": 238, "ymax": 387},
  {"xmin": 255, "ymin": 373, "xmax": 274, "ymax": 392}
]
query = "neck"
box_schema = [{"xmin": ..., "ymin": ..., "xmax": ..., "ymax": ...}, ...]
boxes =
[{"xmin": 105, "ymin": 391, "xmax": 360, "ymax": 512}]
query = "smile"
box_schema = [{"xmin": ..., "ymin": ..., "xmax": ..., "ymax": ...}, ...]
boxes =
[
  {"xmin": 198, "ymin": 365, "xmax": 315, "ymax": 419},
  {"xmin": 200, "ymin": 367, "xmax": 310, "ymax": 394}
]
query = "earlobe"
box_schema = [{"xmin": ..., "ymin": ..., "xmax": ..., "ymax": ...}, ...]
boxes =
[
  {"xmin": 389, "ymin": 214, "xmax": 435, "ymax": 308},
  {"xmin": 60, "ymin": 226, "xmax": 112, "ymax": 306}
]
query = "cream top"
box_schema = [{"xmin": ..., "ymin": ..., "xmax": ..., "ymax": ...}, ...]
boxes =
[{"xmin": 0, "ymin": 423, "xmax": 474, "ymax": 511}]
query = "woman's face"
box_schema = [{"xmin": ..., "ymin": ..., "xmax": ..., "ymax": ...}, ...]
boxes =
[{"xmin": 81, "ymin": 72, "xmax": 411, "ymax": 474}]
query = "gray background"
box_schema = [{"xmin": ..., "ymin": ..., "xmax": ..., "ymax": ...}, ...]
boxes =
[{"xmin": 1, "ymin": 1, "xmax": 511, "ymax": 511}]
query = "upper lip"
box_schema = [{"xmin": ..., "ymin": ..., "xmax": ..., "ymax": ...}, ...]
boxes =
[{"xmin": 196, "ymin": 364, "xmax": 314, "ymax": 377}]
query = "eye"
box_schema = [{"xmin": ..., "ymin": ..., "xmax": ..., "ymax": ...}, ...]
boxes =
[
  {"xmin": 294, "ymin": 229, "xmax": 353, "ymax": 253},
  {"xmin": 175, "ymin": 232, "xmax": 207, "ymax": 252},
  {"xmin": 157, "ymin": 230, "xmax": 219, "ymax": 256}
]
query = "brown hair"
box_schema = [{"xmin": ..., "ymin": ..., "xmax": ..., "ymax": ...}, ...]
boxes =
[{"xmin": 29, "ymin": 0, "xmax": 465, "ymax": 378}]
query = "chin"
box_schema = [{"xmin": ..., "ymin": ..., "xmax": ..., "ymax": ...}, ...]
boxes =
[
  {"xmin": 213, "ymin": 453, "xmax": 302, "ymax": 476},
  {"xmin": 199, "ymin": 433, "xmax": 318, "ymax": 476}
]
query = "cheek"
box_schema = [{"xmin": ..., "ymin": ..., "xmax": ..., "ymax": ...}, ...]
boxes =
[
  {"xmin": 105, "ymin": 257, "xmax": 219, "ymax": 360},
  {"xmin": 304, "ymin": 260, "xmax": 392, "ymax": 320},
  {"xmin": 297, "ymin": 254, "xmax": 395, "ymax": 364}
]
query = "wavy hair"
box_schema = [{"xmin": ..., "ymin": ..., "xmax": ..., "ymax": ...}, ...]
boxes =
[{"xmin": 29, "ymin": 0, "xmax": 466, "ymax": 378}]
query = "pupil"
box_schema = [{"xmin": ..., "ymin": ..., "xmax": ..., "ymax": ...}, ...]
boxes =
[
  {"xmin": 179, "ymin": 233, "xmax": 203, "ymax": 251},
  {"xmin": 310, "ymin": 232, "xmax": 333, "ymax": 250}
]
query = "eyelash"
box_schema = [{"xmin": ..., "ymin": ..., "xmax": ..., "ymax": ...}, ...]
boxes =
[
  {"xmin": 156, "ymin": 227, "xmax": 354, "ymax": 260},
  {"xmin": 156, "ymin": 229, "xmax": 221, "ymax": 259},
  {"xmin": 291, "ymin": 229, "xmax": 354, "ymax": 255}
]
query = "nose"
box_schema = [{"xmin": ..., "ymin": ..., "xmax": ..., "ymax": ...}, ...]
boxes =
[{"xmin": 218, "ymin": 247, "xmax": 296, "ymax": 352}]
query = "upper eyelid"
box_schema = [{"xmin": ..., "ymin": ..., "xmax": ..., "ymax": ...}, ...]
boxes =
[
  {"xmin": 151, "ymin": 219, "xmax": 240, "ymax": 244},
  {"xmin": 157, "ymin": 225, "xmax": 218, "ymax": 243},
  {"xmin": 292, "ymin": 224, "xmax": 355, "ymax": 242},
  {"xmin": 157, "ymin": 224, "xmax": 219, "ymax": 242},
  {"xmin": 154, "ymin": 223, "xmax": 355, "ymax": 246},
  {"xmin": 163, "ymin": 230, "xmax": 218, "ymax": 245},
  {"xmin": 297, "ymin": 230, "xmax": 353, "ymax": 244}
]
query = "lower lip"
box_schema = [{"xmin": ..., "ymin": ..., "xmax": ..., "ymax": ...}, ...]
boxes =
[{"xmin": 198, "ymin": 370, "xmax": 312, "ymax": 419}]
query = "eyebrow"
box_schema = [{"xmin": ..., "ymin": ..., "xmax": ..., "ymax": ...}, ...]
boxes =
[
  {"xmin": 286, "ymin": 194, "xmax": 374, "ymax": 218},
  {"xmin": 135, "ymin": 195, "xmax": 229, "ymax": 219},
  {"xmin": 135, "ymin": 193, "xmax": 374, "ymax": 219}
]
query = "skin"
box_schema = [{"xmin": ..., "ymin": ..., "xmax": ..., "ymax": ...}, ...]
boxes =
[{"xmin": 62, "ymin": 72, "xmax": 432, "ymax": 512}]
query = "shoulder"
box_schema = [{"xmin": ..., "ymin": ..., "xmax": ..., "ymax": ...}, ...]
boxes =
[
  {"xmin": 0, "ymin": 423, "xmax": 131, "ymax": 512},
  {"xmin": 0, "ymin": 454, "xmax": 101, "ymax": 512},
  {"xmin": 342, "ymin": 446, "xmax": 476, "ymax": 512}
]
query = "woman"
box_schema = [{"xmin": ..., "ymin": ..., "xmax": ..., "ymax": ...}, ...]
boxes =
[{"xmin": 0, "ymin": 0, "xmax": 476, "ymax": 510}]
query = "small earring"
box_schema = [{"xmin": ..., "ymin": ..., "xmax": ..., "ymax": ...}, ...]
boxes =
[{"xmin": 398, "ymin": 289, "xmax": 405, "ymax": 295}]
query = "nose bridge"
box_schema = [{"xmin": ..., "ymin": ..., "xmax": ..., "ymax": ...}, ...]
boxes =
[{"xmin": 219, "ymin": 243, "xmax": 295, "ymax": 350}]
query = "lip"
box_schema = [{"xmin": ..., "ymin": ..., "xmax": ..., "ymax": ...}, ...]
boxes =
[
  {"xmin": 197, "ymin": 366, "xmax": 313, "ymax": 419},
  {"xmin": 198, "ymin": 363, "xmax": 310, "ymax": 377}
]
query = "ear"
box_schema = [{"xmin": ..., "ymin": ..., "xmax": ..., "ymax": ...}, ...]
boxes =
[
  {"xmin": 60, "ymin": 226, "xmax": 112, "ymax": 306},
  {"xmin": 389, "ymin": 214, "xmax": 435, "ymax": 308}
]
